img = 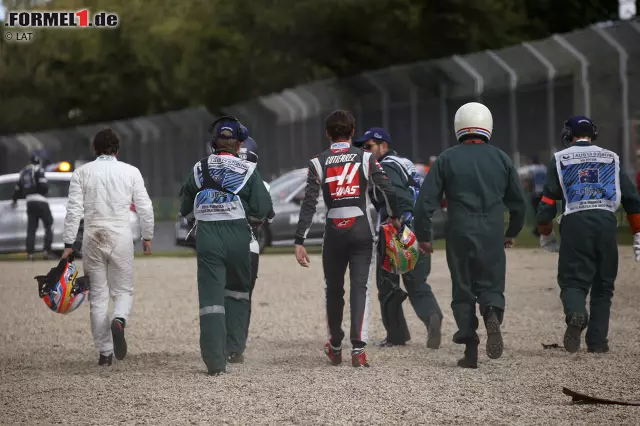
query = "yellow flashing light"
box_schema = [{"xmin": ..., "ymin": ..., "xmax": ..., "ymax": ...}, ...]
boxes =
[{"xmin": 58, "ymin": 161, "xmax": 71, "ymax": 172}]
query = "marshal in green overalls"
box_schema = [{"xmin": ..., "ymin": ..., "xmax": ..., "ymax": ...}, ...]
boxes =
[
  {"xmin": 414, "ymin": 102, "xmax": 526, "ymax": 368},
  {"xmin": 180, "ymin": 119, "xmax": 272, "ymax": 375},
  {"xmin": 537, "ymin": 116, "xmax": 640, "ymax": 354}
]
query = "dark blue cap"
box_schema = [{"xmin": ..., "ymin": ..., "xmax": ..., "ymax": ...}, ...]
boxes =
[
  {"xmin": 353, "ymin": 127, "xmax": 391, "ymax": 147},
  {"xmin": 239, "ymin": 137, "xmax": 259, "ymax": 163},
  {"xmin": 215, "ymin": 119, "xmax": 248, "ymax": 141},
  {"xmin": 566, "ymin": 116, "xmax": 595, "ymax": 137}
]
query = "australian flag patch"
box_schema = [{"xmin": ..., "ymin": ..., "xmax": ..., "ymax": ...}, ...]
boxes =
[{"xmin": 579, "ymin": 168, "xmax": 599, "ymax": 184}]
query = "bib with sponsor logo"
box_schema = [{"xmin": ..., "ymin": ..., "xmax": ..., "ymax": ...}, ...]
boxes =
[
  {"xmin": 555, "ymin": 144, "xmax": 620, "ymax": 216},
  {"xmin": 193, "ymin": 154, "xmax": 257, "ymax": 221}
]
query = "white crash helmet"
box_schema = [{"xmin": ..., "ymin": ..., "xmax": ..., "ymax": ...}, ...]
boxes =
[{"xmin": 454, "ymin": 102, "xmax": 493, "ymax": 141}]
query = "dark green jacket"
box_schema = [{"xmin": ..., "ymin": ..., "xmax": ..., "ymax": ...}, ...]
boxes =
[
  {"xmin": 180, "ymin": 150, "xmax": 273, "ymax": 224},
  {"xmin": 373, "ymin": 150, "xmax": 415, "ymax": 221},
  {"xmin": 537, "ymin": 141, "xmax": 640, "ymax": 228},
  {"xmin": 414, "ymin": 142, "xmax": 526, "ymax": 242}
]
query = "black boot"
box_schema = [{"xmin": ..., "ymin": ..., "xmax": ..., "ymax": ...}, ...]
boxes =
[
  {"xmin": 208, "ymin": 366, "xmax": 227, "ymax": 376},
  {"xmin": 426, "ymin": 313, "xmax": 442, "ymax": 349},
  {"xmin": 227, "ymin": 352, "xmax": 245, "ymax": 364},
  {"xmin": 587, "ymin": 344, "xmax": 609, "ymax": 354},
  {"xmin": 98, "ymin": 354, "xmax": 113, "ymax": 366},
  {"xmin": 564, "ymin": 313, "xmax": 586, "ymax": 353},
  {"xmin": 457, "ymin": 343, "xmax": 478, "ymax": 369},
  {"xmin": 483, "ymin": 307, "xmax": 503, "ymax": 360},
  {"xmin": 374, "ymin": 338, "xmax": 406, "ymax": 348},
  {"xmin": 111, "ymin": 318, "xmax": 127, "ymax": 361}
]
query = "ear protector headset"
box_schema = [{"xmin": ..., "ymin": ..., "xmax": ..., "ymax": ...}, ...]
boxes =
[
  {"xmin": 561, "ymin": 118, "xmax": 597, "ymax": 146},
  {"xmin": 208, "ymin": 115, "xmax": 248, "ymax": 152}
]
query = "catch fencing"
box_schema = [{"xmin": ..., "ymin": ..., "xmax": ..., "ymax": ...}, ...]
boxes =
[
  {"xmin": 225, "ymin": 19, "xmax": 640, "ymax": 180},
  {"xmin": 2, "ymin": 19, "xmax": 640, "ymax": 202}
]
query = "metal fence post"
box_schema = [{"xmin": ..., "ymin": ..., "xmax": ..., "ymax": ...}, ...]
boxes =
[
  {"xmin": 297, "ymin": 87, "xmax": 322, "ymax": 150},
  {"xmin": 486, "ymin": 50, "xmax": 519, "ymax": 166},
  {"xmin": 146, "ymin": 119, "xmax": 163, "ymax": 198},
  {"xmin": 258, "ymin": 96, "xmax": 285, "ymax": 173},
  {"xmin": 274, "ymin": 95, "xmax": 298, "ymax": 171},
  {"xmin": 364, "ymin": 74, "xmax": 390, "ymax": 129},
  {"xmin": 439, "ymin": 83, "xmax": 449, "ymax": 152},
  {"xmin": 410, "ymin": 88, "xmax": 419, "ymax": 161},
  {"xmin": 283, "ymin": 89, "xmax": 310, "ymax": 151},
  {"xmin": 130, "ymin": 120, "xmax": 153, "ymax": 193},
  {"xmin": 592, "ymin": 23, "xmax": 631, "ymax": 175},
  {"xmin": 16, "ymin": 134, "xmax": 43, "ymax": 154},
  {"xmin": 553, "ymin": 34, "xmax": 591, "ymax": 117},
  {"xmin": 354, "ymin": 99, "xmax": 363, "ymax": 135},
  {"xmin": 452, "ymin": 55, "xmax": 484, "ymax": 101},
  {"xmin": 522, "ymin": 42, "xmax": 557, "ymax": 157}
]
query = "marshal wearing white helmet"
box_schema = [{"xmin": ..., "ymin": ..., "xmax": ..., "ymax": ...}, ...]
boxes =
[{"xmin": 413, "ymin": 102, "xmax": 527, "ymax": 369}]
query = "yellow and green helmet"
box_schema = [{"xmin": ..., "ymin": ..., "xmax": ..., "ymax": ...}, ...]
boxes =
[{"xmin": 380, "ymin": 223, "xmax": 420, "ymax": 275}]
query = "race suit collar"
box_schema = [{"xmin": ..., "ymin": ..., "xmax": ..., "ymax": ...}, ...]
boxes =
[
  {"xmin": 573, "ymin": 139, "xmax": 591, "ymax": 146},
  {"xmin": 96, "ymin": 155, "xmax": 117, "ymax": 161},
  {"xmin": 215, "ymin": 149, "xmax": 239, "ymax": 157}
]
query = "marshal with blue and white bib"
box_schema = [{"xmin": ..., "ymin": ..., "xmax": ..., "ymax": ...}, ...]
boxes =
[
  {"xmin": 192, "ymin": 154, "xmax": 257, "ymax": 221},
  {"xmin": 381, "ymin": 155, "xmax": 422, "ymax": 204},
  {"xmin": 555, "ymin": 145, "xmax": 621, "ymax": 215}
]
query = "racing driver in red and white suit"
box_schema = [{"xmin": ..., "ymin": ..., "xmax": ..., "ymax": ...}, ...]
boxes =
[{"xmin": 294, "ymin": 110, "xmax": 400, "ymax": 368}]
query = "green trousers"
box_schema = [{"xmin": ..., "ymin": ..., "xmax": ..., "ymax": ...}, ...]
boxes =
[
  {"xmin": 445, "ymin": 230, "xmax": 506, "ymax": 344},
  {"xmin": 196, "ymin": 221, "xmax": 252, "ymax": 371},
  {"xmin": 377, "ymin": 252, "xmax": 443, "ymax": 338},
  {"xmin": 558, "ymin": 212, "xmax": 618, "ymax": 349}
]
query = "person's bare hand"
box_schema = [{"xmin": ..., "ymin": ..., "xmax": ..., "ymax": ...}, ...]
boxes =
[
  {"xmin": 142, "ymin": 239, "xmax": 152, "ymax": 255},
  {"xmin": 389, "ymin": 217, "xmax": 402, "ymax": 231},
  {"xmin": 504, "ymin": 237, "xmax": 515, "ymax": 248},
  {"xmin": 61, "ymin": 248, "xmax": 73, "ymax": 259},
  {"xmin": 419, "ymin": 242, "xmax": 433, "ymax": 256},
  {"xmin": 295, "ymin": 244, "xmax": 310, "ymax": 267}
]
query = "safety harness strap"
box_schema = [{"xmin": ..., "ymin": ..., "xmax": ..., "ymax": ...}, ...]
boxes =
[{"xmin": 200, "ymin": 158, "xmax": 235, "ymax": 195}]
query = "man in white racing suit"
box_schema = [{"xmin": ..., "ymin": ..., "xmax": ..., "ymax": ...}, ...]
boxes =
[{"xmin": 62, "ymin": 129, "xmax": 155, "ymax": 366}]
